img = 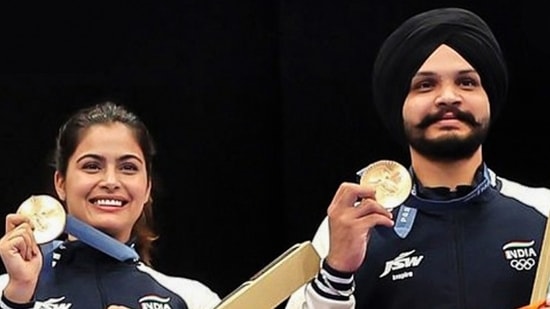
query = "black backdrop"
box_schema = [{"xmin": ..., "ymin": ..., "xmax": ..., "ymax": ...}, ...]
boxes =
[{"xmin": 1, "ymin": 1, "xmax": 549, "ymax": 307}]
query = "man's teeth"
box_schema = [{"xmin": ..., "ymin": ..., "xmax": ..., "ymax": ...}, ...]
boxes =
[{"xmin": 95, "ymin": 199, "xmax": 123, "ymax": 206}]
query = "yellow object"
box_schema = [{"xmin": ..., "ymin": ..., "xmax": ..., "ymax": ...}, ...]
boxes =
[{"xmin": 215, "ymin": 241, "xmax": 321, "ymax": 309}]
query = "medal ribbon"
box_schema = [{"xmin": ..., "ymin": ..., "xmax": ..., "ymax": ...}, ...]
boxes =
[
  {"xmin": 395, "ymin": 164, "xmax": 492, "ymax": 238},
  {"xmin": 409, "ymin": 164, "xmax": 491, "ymax": 204},
  {"xmin": 64, "ymin": 214, "xmax": 140, "ymax": 262},
  {"xmin": 39, "ymin": 215, "xmax": 139, "ymax": 283}
]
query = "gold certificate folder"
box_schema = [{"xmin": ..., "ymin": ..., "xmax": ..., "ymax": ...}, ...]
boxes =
[{"xmin": 215, "ymin": 241, "xmax": 321, "ymax": 309}]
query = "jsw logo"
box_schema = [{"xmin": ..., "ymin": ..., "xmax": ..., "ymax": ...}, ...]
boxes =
[{"xmin": 380, "ymin": 250, "xmax": 424, "ymax": 278}]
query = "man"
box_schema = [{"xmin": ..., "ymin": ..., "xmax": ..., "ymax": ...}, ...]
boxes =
[{"xmin": 286, "ymin": 7, "xmax": 550, "ymax": 309}]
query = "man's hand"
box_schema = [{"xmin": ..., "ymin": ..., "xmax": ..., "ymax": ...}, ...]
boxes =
[{"xmin": 325, "ymin": 182, "xmax": 394, "ymax": 273}]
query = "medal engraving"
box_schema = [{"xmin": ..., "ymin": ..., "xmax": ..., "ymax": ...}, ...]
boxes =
[
  {"xmin": 359, "ymin": 160, "xmax": 412, "ymax": 209},
  {"xmin": 17, "ymin": 195, "xmax": 66, "ymax": 244}
]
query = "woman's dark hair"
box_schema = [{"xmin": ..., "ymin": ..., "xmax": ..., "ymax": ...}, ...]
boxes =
[{"xmin": 53, "ymin": 101, "xmax": 158, "ymax": 265}]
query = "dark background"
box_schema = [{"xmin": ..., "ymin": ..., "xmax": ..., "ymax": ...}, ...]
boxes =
[{"xmin": 0, "ymin": 1, "xmax": 548, "ymax": 307}]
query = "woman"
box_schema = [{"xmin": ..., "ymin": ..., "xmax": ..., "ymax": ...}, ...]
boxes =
[{"xmin": 0, "ymin": 102, "xmax": 221, "ymax": 308}]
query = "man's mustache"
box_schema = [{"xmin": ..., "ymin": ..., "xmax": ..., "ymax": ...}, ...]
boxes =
[{"xmin": 416, "ymin": 105, "xmax": 481, "ymax": 129}]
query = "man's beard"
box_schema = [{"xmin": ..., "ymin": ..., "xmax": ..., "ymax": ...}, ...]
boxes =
[{"xmin": 404, "ymin": 106, "xmax": 489, "ymax": 162}]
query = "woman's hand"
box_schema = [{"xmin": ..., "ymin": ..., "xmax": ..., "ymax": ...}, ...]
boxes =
[{"xmin": 0, "ymin": 213, "xmax": 42, "ymax": 303}]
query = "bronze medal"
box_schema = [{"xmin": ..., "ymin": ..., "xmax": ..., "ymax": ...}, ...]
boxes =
[
  {"xmin": 17, "ymin": 195, "xmax": 66, "ymax": 244},
  {"xmin": 359, "ymin": 160, "xmax": 412, "ymax": 209}
]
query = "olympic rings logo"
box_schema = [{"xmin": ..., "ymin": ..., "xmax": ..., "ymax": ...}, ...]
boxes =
[{"xmin": 510, "ymin": 258, "xmax": 536, "ymax": 271}]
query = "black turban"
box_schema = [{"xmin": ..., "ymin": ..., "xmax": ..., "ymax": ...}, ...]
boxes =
[{"xmin": 372, "ymin": 7, "xmax": 508, "ymax": 147}]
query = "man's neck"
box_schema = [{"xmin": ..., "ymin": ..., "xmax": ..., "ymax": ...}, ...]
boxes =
[{"xmin": 409, "ymin": 147, "xmax": 483, "ymax": 191}]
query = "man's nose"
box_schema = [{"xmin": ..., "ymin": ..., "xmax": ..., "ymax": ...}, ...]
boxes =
[{"xmin": 435, "ymin": 84, "xmax": 461, "ymax": 106}]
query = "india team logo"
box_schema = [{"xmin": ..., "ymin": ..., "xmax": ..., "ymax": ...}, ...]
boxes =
[
  {"xmin": 502, "ymin": 240, "xmax": 537, "ymax": 271},
  {"xmin": 139, "ymin": 295, "xmax": 172, "ymax": 309}
]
